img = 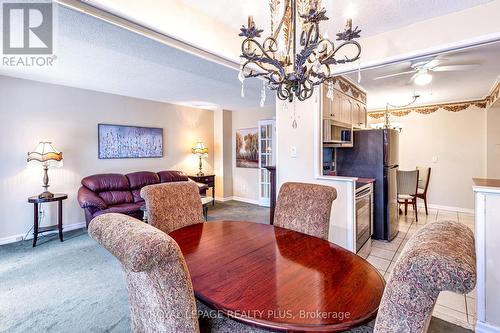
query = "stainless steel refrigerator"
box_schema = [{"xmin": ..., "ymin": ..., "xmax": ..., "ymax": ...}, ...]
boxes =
[{"xmin": 336, "ymin": 129, "xmax": 400, "ymax": 241}]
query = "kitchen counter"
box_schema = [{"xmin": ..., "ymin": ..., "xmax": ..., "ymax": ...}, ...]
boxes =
[
  {"xmin": 473, "ymin": 178, "xmax": 500, "ymax": 191},
  {"xmin": 357, "ymin": 178, "xmax": 376, "ymax": 184}
]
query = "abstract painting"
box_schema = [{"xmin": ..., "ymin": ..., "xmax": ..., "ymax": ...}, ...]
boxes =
[
  {"xmin": 236, "ymin": 127, "xmax": 259, "ymax": 168},
  {"xmin": 98, "ymin": 124, "xmax": 163, "ymax": 159}
]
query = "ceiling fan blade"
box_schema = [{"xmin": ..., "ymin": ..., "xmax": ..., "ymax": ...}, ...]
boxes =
[
  {"xmin": 373, "ymin": 70, "xmax": 416, "ymax": 80},
  {"xmin": 422, "ymin": 59, "xmax": 442, "ymax": 69},
  {"xmin": 432, "ymin": 64, "xmax": 480, "ymax": 72},
  {"xmin": 408, "ymin": 73, "xmax": 418, "ymax": 84}
]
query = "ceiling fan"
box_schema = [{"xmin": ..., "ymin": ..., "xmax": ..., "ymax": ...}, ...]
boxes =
[{"xmin": 373, "ymin": 58, "xmax": 480, "ymax": 86}]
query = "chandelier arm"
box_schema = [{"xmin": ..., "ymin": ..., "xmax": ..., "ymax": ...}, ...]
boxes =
[
  {"xmin": 241, "ymin": 38, "xmax": 278, "ymax": 61},
  {"xmin": 322, "ymin": 40, "xmax": 362, "ymax": 65},
  {"xmin": 276, "ymin": 84, "xmax": 292, "ymax": 100},
  {"xmin": 262, "ymin": 37, "xmax": 280, "ymax": 54},
  {"xmin": 241, "ymin": 54, "xmax": 287, "ymax": 81}
]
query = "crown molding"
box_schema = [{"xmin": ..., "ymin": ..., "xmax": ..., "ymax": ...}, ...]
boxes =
[{"xmin": 368, "ymin": 80, "xmax": 500, "ymax": 118}]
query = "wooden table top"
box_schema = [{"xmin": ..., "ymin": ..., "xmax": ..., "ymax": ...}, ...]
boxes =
[{"xmin": 169, "ymin": 221, "xmax": 385, "ymax": 332}]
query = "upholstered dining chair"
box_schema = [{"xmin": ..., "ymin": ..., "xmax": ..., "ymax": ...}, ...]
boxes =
[
  {"xmin": 88, "ymin": 213, "xmax": 272, "ymax": 333},
  {"xmin": 140, "ymin": 182, "xmax": 204, "ymax": 234},
  {"xmin": 372, "ymin": 220, "xmax": 476, "ymax": 333},
  {"xmin": 397, "ymin": 170, "xmax": 419, "ymax": 221},
  {"xmin": 416, "ymin": 166, "xmax": 431, "ymax": 215},
  {"xmin": 273, "ymin": 182, "xmax": 337, "ymax": 240}
]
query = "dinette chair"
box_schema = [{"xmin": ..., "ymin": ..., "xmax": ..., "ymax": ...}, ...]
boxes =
[
  {"xmin": 88, "ymin": 213, "xmax": 271, "ymax": 333},
  {"xmin": 140, "ymin": 182, "xmax": 204, "ymax": 234},
  {"xmin": 274, "ymin": 182, "xmax": 337, "ymax": 240},
  {"xmin": 416, "ymin": 166, "xmax": 431, "ymax": 215},
  {"xmin": 372, "ymin": 220, "xmax": 476, "ymax": 333},
  {"xmin": 397, "ymin": 170, "xmax": 419, "ymax": 221}
]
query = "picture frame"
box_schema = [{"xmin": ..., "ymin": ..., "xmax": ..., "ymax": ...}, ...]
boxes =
[{"xmin": 97, "ymin": 124, "xmax": 163, "ymax": 159}]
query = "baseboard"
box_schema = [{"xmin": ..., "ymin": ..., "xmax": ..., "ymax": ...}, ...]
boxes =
[
  {"xmin": 214, "ymin": 196, "xmax": 232, "ymax": 202},
  {"xmin": 476, "ymin": 321, "xmax": 500, "ymax": 333},
  {"xmin": 231, "ymin": 196, "xmax": 260, "ymax": 205},
  {"xmin": 417, "ymin": 203, "xmax": 474, "ymax": 214},
  {"xmin": 0, "ymin": 222, "xmax": 87, "ymax": 245},
  {"xmin": 0, "ymin": 234, "xmax": 24, "ymax": 246}
]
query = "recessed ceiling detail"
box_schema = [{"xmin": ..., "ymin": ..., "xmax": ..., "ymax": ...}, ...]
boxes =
[
  {"xmin": 346, "ymin": 42, "xmax": 500, "ymax": 110},
  {"xmin": 0, "ymin": 5, "xmax": 275, "ymax": 113}
]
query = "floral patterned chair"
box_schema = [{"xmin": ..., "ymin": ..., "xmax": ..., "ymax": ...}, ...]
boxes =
[
  {"xmin": 273, "ymin": 182, "xmax": 337, "ymax": 240},
  {"xmin": 89, "ymin": 213, "xmax": 271, "ymax": 333},
  {"xmin": 140, "ymin": 182, "xmax": 205, "ymax": 234},
  {"xmin": 372, "ymin": 220, "xmax": 476, "ymax": 333}
]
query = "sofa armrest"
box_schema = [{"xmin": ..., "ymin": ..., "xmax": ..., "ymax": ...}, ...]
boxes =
[{"xmin": 78, "ymin": 186, "xmax": 107, "ymax": 210}]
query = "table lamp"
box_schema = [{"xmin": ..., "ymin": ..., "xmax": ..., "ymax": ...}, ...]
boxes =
[
  {"xmin": 27, "ymin": 141, "xmax": 63, "ymax": 199},
  {"xmin": 191, "ymin": 141, "xmax": 208, "ymax": 177}
]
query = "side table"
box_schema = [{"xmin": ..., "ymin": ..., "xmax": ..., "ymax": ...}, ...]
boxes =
[
  {"xmin": 28, "ymin": 194, "xmax": 68, "ymax": 247},
  {"xmin": 188, "ymin": 175, "xmax": 215, "ymax": 206}
]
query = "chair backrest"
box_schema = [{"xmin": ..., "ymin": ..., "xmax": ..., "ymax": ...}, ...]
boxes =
[
  {"xmin": 397, "ymin": 170, "xmax": 419, "ymax": 196},
  {"xmin": 88, "ymin": 213, "xmax": 200, "ymax": 333},
  {"xmin": 140, "ymin": 182, "xmax": 204, "ymax": 234},
  {"xmin": 373, "ymin": 220, "xmax": 476, "ymax": 333},
  {"xmin": 416, "ymin": 166, "xmax": 431, "ymax": 192},
  {"xmin": 274, "ymin": 182, "xmax": 337, "ymax": 240}
]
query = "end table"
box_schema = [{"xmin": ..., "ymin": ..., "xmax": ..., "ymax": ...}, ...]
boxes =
[
  {"xmin": 188, "ymin": 174, "xmax": 215, "ymax": 206},
  {"xmin": 28, "ymin": 194, "xmax": 68, "ymax": 247}
]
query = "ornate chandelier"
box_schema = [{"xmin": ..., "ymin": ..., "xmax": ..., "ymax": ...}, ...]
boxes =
[{"xmin": 238, "ymin": 0, "xmax": 362, "ymax": 102}]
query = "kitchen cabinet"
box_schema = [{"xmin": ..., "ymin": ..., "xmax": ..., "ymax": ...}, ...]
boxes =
[
  {"xmin": 340, "ymin": 95, "xmax": 353, "ymax": 125},
  {"xmin": 353, "ymin": 101, "xmax": 367, "ymax": 129},
  {"xmin": 321, "ymin": 77, "xmax": 367, "ymax": 147},
  {"xmin": 321, "ymin": 78, "xmax": 366, "ymax": 129}
]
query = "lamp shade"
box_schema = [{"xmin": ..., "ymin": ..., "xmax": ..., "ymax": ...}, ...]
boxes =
[
  {"xmin": 191, "ymin": 141, "xmax": 208, "ymax": 155},
  {"xmin": 27, "ymin": 142, "xmax": 63, "ymax": 163}
]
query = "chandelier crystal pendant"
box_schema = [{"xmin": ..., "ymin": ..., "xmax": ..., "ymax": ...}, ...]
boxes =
[{"xmin": 238, "ymin": 0, "xmax": 362, "ymax": 102}]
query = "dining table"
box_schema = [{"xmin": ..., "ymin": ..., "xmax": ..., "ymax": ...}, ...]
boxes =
[{"xmin": 169, "ymin": 220, "xmax": 385, "ymax": 332}]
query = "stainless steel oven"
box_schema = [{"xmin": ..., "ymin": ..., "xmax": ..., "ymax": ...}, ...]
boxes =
[{"xmin": 356, "ymin": 183, "xmax": 373, "ymax": 253}]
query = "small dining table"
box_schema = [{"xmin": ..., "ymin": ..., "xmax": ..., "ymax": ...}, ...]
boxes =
[{"xmin": 170, "ymin": 220, "xmax": 385, "ymax": 332}]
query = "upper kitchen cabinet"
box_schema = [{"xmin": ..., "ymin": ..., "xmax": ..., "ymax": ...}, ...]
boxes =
[
  {"xmin": 353, "ymin": 101, "xmax": 367, "ymax": 128},
  {"xmin": 322, "ymin": 76, "xmax": 367, "ymax": 129}
]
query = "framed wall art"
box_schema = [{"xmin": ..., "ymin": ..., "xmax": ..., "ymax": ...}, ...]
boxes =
[{"xmin": 98, "ymin": 124, "xmax": 163, "ymax": 159}]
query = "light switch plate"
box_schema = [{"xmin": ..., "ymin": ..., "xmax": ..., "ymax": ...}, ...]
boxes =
[
  {"xmin": 290, "ymin": 146, "xmax": 297, "ymax": 158},
  {"xmin": 432, "ymin": 156, "xmax": 438, "ymax": 163}
]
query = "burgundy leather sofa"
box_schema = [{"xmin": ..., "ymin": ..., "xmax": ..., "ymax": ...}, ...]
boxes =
[{"xmin": 77, "ymin": 171, "xmax": 207, "ymax": 226}]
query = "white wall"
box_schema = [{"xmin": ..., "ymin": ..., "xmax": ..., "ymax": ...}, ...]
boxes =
[
  {"xmin": 369, "ymin": 107, "xmax": 486, "ymax": 211},
  {"xmin": 231, "ymin": 107, "xmax": 275, "ymax": 203},
  {"xmin": 335, "ymin": 1, "xmax": 500, "ymax": 74},
  {"xmin": 0, "ymin": 75, "xmax": 214, "ymax": 242},
  {"xmin": 213, "ymin": 109, "xmax": 233, "ymax": 199},
  {"xmin": 276, "ymin": 92, "xmax": 356, "ymax": 251},
  {"xmin": 487, "ymin": 103, "xmax": 500, "ymax": 179}
]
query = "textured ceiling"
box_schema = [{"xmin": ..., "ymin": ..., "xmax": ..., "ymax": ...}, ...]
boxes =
[
  {"xmin": 0, "ymin": 6, "xmax": 274, "ymax": 112},
  {"xmin": 182, "ymin": 0, "xmax": 493, "ymax": 37},
  {"xmin": 345, "ymin": 42, "xmax": 500, "ymax": 110}
]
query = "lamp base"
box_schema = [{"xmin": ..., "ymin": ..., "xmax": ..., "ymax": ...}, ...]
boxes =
[
  {"xmin": 38, "ymin": 191, "xmax": 54, "ymax": 199},
  {"xmin": 196, "ymin": 171, "xmax": 205, "ymax": 177}
]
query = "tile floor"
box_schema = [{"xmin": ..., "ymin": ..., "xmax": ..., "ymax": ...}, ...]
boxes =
[{"xmin": 366, "ymin": 207, "xmax": 476, "ymax": 331}]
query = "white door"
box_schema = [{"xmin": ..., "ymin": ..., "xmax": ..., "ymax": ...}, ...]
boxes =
[{"xmin": 258, "ymin": 119, "xmax": 276, "ymax": 207}]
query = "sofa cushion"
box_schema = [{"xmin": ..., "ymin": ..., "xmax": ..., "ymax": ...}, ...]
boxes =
[
  {"xmin": 126, "ymin": 171, "xmax": 160, "ymax": 202},
  {"xmin": 93, "ymin": 202, "xmax": 143, "ymax": 217},
  {"xmin": 82, "ymin": 174, "xmax": 130, "ymax": 192},
  {"xmin": 158, "ymin": 170, "xmax": 188, "ymax": 183},
  {"xmin": 98, "ymin": 191, "xmax": 134, "ymax": 206}
]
